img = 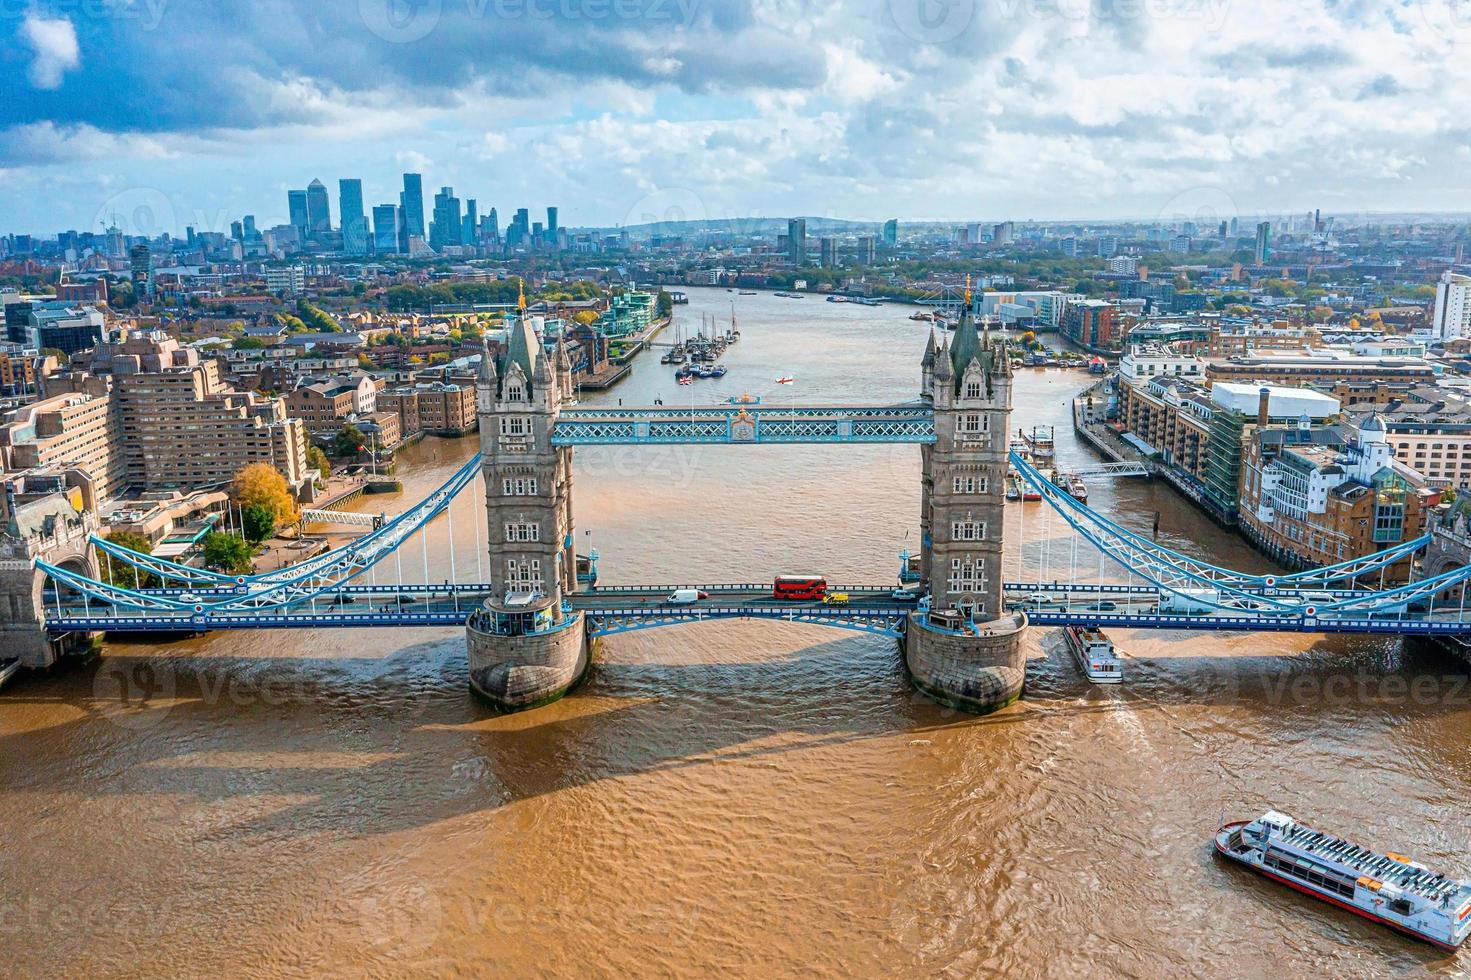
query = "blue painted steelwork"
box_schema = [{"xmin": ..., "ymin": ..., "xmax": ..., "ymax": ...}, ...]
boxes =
[
  {"xmin": 1024, "ymin": 610, "xmax": 1471, "ymax": 635},
  {"xmin": 552, "ymin": 403, "xmax": 936, "ymax": 445},
  {"xmin": 584, "ymin": 605, "xmax": 910, "ymax": 638},
  {"xmin": 1009, "ymin": 452, "xmax": 1471, "ymax": 616},
  {"xmin": 85, "ymin": 454, "xmax": 485, "ymax": 595},
  {"xmin": 1011, "ymin": 451, "xmax": 1430, "ymax": 589}
]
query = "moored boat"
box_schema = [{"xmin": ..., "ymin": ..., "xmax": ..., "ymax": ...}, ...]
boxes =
[
  {"xmin": 1066, "ymin": 473, "xmax": 1088, "ymax": 503},
  {"xmin": 1022, "ymin": 425, "xmax": 1056, "ymax": 459},
  {"xmin": 1062, "ymin": 625, "xmax": 1122, "ymax": 683},
  {"xmin": 1214, "ymin": 811, "xmax": 1471, "ymax": 950}
]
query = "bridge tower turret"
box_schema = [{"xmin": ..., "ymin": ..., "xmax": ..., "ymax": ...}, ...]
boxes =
[
  {"xmin": 906, "ymin": 280, "xmax": 1029, "ymax": 713},
  {"xmin": 465, "ymin": 300, "xmax": 593, "ymax": 710}
]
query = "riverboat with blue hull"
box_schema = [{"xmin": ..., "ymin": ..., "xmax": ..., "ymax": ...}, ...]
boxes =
[{"xmin": 1214, "ymin": 811, "xmax": 1471, "ymax": 950}]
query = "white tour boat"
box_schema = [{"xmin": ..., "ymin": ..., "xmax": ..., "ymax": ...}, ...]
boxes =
[
  {"xmin": 1062, "ymin": 625, "xmax": 1122, "ymax": 683},
  {"xmin": 1215, "ymin": 811, "xmax": 1471, "ymax": 950}
]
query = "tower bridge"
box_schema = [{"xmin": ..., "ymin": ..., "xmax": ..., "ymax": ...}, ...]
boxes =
[{"xmin": 13, "ymin": 290, "xmax": 1471, "ymax": 711}]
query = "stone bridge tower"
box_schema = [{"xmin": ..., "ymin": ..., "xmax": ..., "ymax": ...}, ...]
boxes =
[
  {"xmin": 465, "ymin": 296, "xmax": 594, "ymax": 710},
  {"xmin": 0, "ymin": 487, "xmax": 101, "ymax": 669},
  {"xmin": 1409, "ymin": 498, "xmax": 1471, "ymax": 669},
  {"xmin": 906, "ymin": 286, "xmax": 1029, "ymax": 713}
]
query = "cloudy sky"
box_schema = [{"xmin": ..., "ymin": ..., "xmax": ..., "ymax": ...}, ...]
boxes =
[{"xmin": 3, "ymin": 0, "xmax": 1469, "ymax": 237}]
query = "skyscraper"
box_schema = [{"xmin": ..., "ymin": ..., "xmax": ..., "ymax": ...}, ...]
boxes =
[
  {"xmin": 507, "ymin": 208, "xmax": 530, "ymax": 248},
  {"xmin": 1254, "ymin": 221, "xmax": 1271, "ymax": 265},
  {"xmin": 306, "ymin": 178, "xmax": 331, "ymax": 237},
  {"xmin": 882, "ymin": 218, "xmax": 898, "ymax": 245},
  {"xmin": 339, "ymin": 178, "xmax": 367, "ymax": 255},
  {"xmin": 819, "ymin": 236, "xmax": 836, "ymax": 267},
  {"xmin": 1433, "ymin": 271, "xmax": 1471, "ymax": 341},
  {"xmin": 399, "ymin": 173, "xmax": 425, "ymax": 252},
  {"xmin": 288, "ymin": 189, "xmax": 309, "ymax": 236},
  {"xmin": 859, "ymin": 235, "xmax": 877, "ymax": 264},
  {"xmin": 372, "ymin": 205, "xmax": 400, "ymax": 254},
  {"xmin": 463, "ymin": 198, "xmax": 478, "ymax": 245},
  {"xmin": 129, "ymin": 243, "xmax": 152, "ymax": 298},
  {"xmin": 485, "ymin": 207, "xmax": 500, "ymax": 245},
  {"xmin": 787, "ymin": 217, "xmax": 807, "ymax": 265},
  {"xmin": 430, "ymin": 186, "xmax": 463, "ymax": 249},
  {"xmin": 547, "ymin": 206, "xmax": 559, "ymax": 239}
]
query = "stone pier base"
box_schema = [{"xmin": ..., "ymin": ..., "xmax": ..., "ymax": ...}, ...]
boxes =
[
  {"xmin": 904, "ymin": 612, "xmax": 1029, "ymax": 714},
  {"xmin": 467, "ymin": 611, "xmax": 593, "ymax": 711}
]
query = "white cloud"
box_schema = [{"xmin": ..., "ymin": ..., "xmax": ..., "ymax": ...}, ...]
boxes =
[
  {"xmin": 21, "ymin": 14, "xmax": 80, "ymax": 90},
  {"xmin": 9, "ymin": 0, "xmax": 1471, "ymax": 227}
]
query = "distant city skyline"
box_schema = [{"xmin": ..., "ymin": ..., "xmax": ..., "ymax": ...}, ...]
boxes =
[{"xmin": 7, "ymin": 2, "xmax": 1471, "ymax": 235}]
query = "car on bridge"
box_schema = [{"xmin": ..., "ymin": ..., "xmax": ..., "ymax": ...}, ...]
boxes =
[
  {"xmin": 667, "ymin": 589, "xmax": 710, "ymax": 605},
  {"xmin": 890, "ymin": 588, "xmax": 923, "ymax": 602}
]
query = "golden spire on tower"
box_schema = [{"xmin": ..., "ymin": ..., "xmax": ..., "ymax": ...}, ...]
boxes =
[
  {"xmin": 517, "ymin": 277, "xmax": 527, "ymax": 314},
  {"xmin": 964, "ymin": 273, "xmax": 972, "ymax": 306}
]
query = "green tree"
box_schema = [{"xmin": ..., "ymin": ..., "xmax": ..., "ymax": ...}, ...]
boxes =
[
  {"xmin": 234, "ymin": 336, "xmax": 266, "ymax": 350},
  {"xmin": 296, "ymin": 300, "xmax": 344, "ymax": 332},
  {"xmin": 306, "ymin": 444, "xmax": 331, "ymax": 481},
  {"xmin": 656, "ymin": 289, "xmax": 674, "ymax": 317},
  {"xmin": 201, "ymin": 532, "xmax": 254, "ymax": 573},
  {"xmin": 240, "ymin": 503, "xmax": 277, "ymax": 544},
  {"xmin": 95, "ymin": 531, "xmax": 157, "ymax": 590},
  {"xmin": 335, "ymin": 424, "xmax": 367, "ymax": 457}
]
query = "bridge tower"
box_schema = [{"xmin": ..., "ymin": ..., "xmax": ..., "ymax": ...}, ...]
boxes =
[
  {"xmin": 465, "ymin": 297, "xmax": 594, "ymax": 710},
  {"xmin": 0, "ymin": 487, "xmax": 102, "ymax": 668},
  {"xmin": 906, "ymin": 283, "xmax": 1029, "ymax": 713}
]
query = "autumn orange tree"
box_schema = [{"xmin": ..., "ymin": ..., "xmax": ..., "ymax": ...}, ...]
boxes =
[{"xmin": 231, "ymin": 463, "xmax": 298, "ymax": 529}]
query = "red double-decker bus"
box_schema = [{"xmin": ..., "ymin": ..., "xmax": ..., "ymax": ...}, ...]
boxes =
[{"xmin": 772, "ymin": 575, "xmax": 827, "ymax": 600}]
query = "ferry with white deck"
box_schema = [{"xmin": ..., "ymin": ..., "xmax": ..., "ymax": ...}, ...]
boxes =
[
  {"xmin": 1062, "ymin": 626, "xmax": 1122, "ymax": 683},
  {"xmin": 1214, "ymin": 811, "xmax": 1471, "ymax": 949}
]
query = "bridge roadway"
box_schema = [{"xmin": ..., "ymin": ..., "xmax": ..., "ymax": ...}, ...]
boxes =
[
  {"xmin": 41, "ymin": 578, "xmax": 1471, "ymax": 636},
  {"xmin": 42, "ymin": 583, "xmax": 916, "ymax": 635}
]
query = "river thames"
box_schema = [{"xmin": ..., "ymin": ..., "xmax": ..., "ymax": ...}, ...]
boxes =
[{"xmin": 1, "ymin": 287, "xmax": 1467, "ymax": 977}]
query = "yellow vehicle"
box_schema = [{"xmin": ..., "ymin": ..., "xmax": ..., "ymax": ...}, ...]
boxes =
[{"xmin": 822, "ymin": 592, "xmax": 850, "ymax": 605}]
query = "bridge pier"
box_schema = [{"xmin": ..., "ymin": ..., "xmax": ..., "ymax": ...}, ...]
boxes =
[
  {"xmin": 466, "ymin": 610, "xmax": 596, "ymax": 711},
  {"xmin": 904, "ymin": 612, "xmax": 1029, "ymax": 714}
]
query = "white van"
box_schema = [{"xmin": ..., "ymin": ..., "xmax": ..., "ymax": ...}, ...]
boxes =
[{"xmin": 667, "ymin": 588, "xmax": 709, "ymax": 605}]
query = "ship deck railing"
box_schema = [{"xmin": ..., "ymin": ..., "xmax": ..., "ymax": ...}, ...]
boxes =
[{"xmin": 1277, "ymin": 824, "xmax": 1464, "ymax": 903}]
